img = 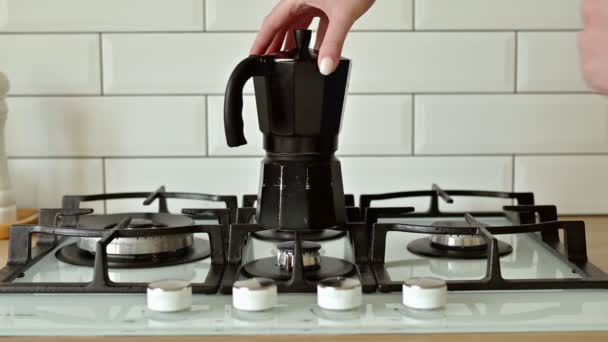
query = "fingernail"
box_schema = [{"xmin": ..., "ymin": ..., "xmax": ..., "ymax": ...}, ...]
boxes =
[{"xmin": 319, "ymin": 57, "xmax": 334, "ymax": 76}]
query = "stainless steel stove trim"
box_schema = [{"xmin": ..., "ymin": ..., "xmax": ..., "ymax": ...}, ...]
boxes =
[
  {"xmin": 77, "ymin": 233, "xmax": 195, "ymax": 255},
  {"xmin": 429, "ymin": 234, "xmax": 487, "ymax": 249}
]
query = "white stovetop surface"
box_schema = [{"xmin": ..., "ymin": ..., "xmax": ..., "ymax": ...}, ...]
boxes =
[{"xmin": 1, "ymin": 216, "xmax": 608, "ymax": 336}]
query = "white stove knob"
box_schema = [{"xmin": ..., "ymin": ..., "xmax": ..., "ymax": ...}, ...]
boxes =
[
  {"xmin": 317, "ymin": 277, "xmax": 362, "ymax": 311},
  {"xmin": 233, "ymin": 278, "xmax": 277, "ymax": 312},
  {"xmin": 147, "ymin": 279, "xmax": 192, "ymax": 312},
  {"xmin": 402, "ymin": 277, "xmax": 447, "ymax": 310}
]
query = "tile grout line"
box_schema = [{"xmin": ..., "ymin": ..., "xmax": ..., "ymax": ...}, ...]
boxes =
[
  {"xmin": 412, "ymin": 0, "xmax": 416, "ymax": 31},
  {"xmin": 98, "ymin": 33, "xmax": 104, "ymax": 95},
  {"xmin": 102, "ymin": 157, "xmax": 107, "ymax": 214},
  {"xmin": 204, "ymin": 95, "xmax": 209, "ymax": 157},
  {"xmin": 411, "ymin": 95, "xmax": 416, "ymax": 155},
  {"xmin": 202, "ymin": 0, "xmax": 207, "ymax": 32},
  {"xmin": 514, "ymin": 31, "xmax": 519, "ymax": 93},
  {"xmin": 511, "ymin": 155, "xmax": 516, "ymax": 193}
]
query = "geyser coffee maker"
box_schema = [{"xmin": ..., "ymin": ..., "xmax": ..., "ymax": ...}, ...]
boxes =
[
  {"xmin": 224, "ymin": 29, "xmax": 350, "ymax": 233},
  {"xmin": 221, "ymin": 29, "xmax": 375, "ymax": 293}
]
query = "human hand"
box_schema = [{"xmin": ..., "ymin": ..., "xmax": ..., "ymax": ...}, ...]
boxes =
[
  {"xmin": 579, "ymin": 0, "xmax": 608, "ymax": 94},
  {"xmin": 250, "ymin": 0, "xmax": 375, "ymax": 75}
]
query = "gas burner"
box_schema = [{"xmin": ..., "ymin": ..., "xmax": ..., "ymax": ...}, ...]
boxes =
[
  {"xmin": 221, "ymin": 216, "xmax": 376, "ymax": 293},
  {"xmin": 251, "ymin": 229, "xmax": 346, "ymax": 242},
  {"xmin": 242, "ymin": 235, "xmax": 353, "ymax": 282},
  {"xmin": 55, "ymin": 239, "xmax": 210, "ymax": 269},
  {"xmin": 407, "ymin": 237, "xmax": 513, "ymax": 259},
  {"xmin": 429, "ymin": 220, "xmax": 487, "ymax": 249},
  {"xmin": 276, "ymin": 241, "xmax": 321, "ymax": 271},
  {"xmin": 54, "ymin": 212, "xmax": 212, "ymax": 268},
  {"xmin": 364, "ymin": 183, "xmax": 608, "ymax": 292},
  {"xmin": 76, "ymin": 213, "xmax": 195, "ymax": 256},
  {"xmin": 0, "ymin": 186, "xmax": 232, "ymax": 294},
  {"xmin": 407, "ymin": 220, "xmax": 513, "ymax": 259},
  {"xmin": 241, "ymin": 253, "xmax": 354, "ymax": 282},
  {"xmin": 430, "ymin": 234, "xmax": 486, "ymax": 249}
]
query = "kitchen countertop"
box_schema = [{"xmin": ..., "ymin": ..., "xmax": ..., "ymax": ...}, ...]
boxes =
[{"xmin": 1, "ymin": 216, "xmax": 607, "ymax": 341}]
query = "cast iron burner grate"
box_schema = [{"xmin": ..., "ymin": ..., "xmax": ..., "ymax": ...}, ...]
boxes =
[
  {"xmin": 0, "ymin": 186, "xmax": 235, "ymax": 294},
  {"xmin": 220, "ymin": 206, "xmax": 376, "ymax": 294},
  {"xmin": 362, "ymin": 183, "xmax": 608, "ymax": 292}
]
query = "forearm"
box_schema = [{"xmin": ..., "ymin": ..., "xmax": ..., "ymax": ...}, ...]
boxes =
[{"xmin": 579, "ymin": 0, "xmax": 608, "ymax": 94}]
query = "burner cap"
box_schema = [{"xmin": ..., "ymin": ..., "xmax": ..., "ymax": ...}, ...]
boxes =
[
  {"xmin": 407, "ymin": 237, "xmax": 513, "ymax": 259},
  {"xmin": 276, "ymin": 241, "xmax": 321, "ymax": 253},
  {"xmin": 276, "ymin": 241, "xmax": 321, "ymax": 271},
  {"xmin": 56, "ymin": 238, "xmax": 211, "ymax": 269},
  {"xmin": 76, "ymin": 213, "xmax": 195, "ymax": 256},
  {"xmin": 429, "ymin": 220, "xmax": 486, "ymax": 250}
]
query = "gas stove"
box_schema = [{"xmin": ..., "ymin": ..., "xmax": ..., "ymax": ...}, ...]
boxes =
[{"xmin": 1, "ymin": 184, "xmax": 608, "ymax": 336}]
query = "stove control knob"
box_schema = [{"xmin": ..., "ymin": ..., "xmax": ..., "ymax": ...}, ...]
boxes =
[
  {"xmin": 233, "ymin": 278, "xmax": 277, "ymax": 311},
  {"xmin": 147, "ymin": 279, "xmax": 192, "ymax": 312},
  {"xmin": 402, "ymin": 277, "xmax": 447, "ymax": 310},
  {"xmin": 317, "ymin": 277, "xmax": 362, "ymax": 311}
]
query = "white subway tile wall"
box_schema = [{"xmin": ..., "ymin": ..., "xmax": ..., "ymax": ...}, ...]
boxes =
[
  {"xmin": 343, "ymin": 32, "xmax": 516, "ymax": 93},
  {"xmin": 0, "ymin": 0, "xmax": 603, "ymax": 214},
  {"xmin": 5, "ymin": 97, "xmax": 207, "ymax": 156},
  {"xmin": 515, "ymin": 156, "xmax": 608, "ymax": 214},
  {"xmin": 102, "ymin": 33, "xmax": 255, "ymax": 94},
  {"xmin": 0, "ymin": 35, "xmax": 100, "ymax": 94},
  {"xmin": 340, "ymin": 156, "xmax": 513, "ymax": 212},
  {"xmin": 8, "ymin": 159, "xmax": 104, "ymax": 212},
  {"xmin": 415, "ymin": 95, "xmax": 608, "ymax": 154},
  {"xmin": 415, "ymin": 0, "xmax": 581, "ymax": 30},
  {"xmin": 205, "ymin": 0, "xmax": 413, "ymax": 31},
  {"xmin": 207, "ymin": 95, "xmax": 413, "ymax": 156},
  {"xmin": 0, "ymin": 0, "xmax": 204, "ymax": 32},
  {"xmin": 517, "ymin": 32, "xmax": 588, "ymax": 92}
]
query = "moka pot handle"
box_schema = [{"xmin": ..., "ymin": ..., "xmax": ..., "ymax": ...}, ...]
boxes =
[{"xmin": 224, "ymin": 56, "xmax": 269, "ymax": 147}]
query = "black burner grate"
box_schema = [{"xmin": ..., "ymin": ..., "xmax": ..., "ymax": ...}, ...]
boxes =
[
  {"xmin": 2, "ymin": 183, "xmax": 608, "ymax": 294},
  {"xmin": 364, "ymin": 184, "xmax": 608, "ymax": 292},
  {"xmin": 220, "ymin": 206, "xmax": 376, "ymax": 294},
  {"xmin": 0, "ymin": 186, "xmax": 235, "ymax": 294}
]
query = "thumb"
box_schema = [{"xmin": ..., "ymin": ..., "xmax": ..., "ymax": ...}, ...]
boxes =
[{"xmin": 317, "ymin": 16, "xmax": 352, "ymax": 75}]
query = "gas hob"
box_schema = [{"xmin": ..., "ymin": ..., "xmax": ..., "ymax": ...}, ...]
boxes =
[{"xmin": 1, "ymin": 185, "xmax": 608, "ymax": 336}]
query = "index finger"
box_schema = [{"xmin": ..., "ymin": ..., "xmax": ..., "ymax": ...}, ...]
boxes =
[{"xmin": 250, "ymin": 1, "xmax": 296, "ymax": 55}]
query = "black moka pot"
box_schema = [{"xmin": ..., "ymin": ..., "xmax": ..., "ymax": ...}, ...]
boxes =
[{"xmin": 224, "ymin": 29, "xmax": 350, "ymax": 232}]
